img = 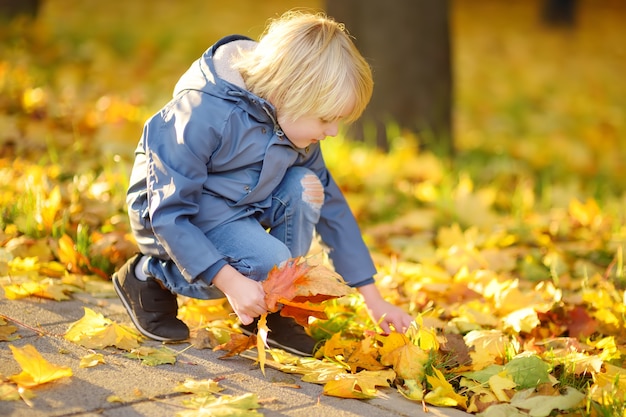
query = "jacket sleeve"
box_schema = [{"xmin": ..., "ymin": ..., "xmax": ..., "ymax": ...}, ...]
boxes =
[
  {"xmin": 301, "ymin": 145, "xmax": 377, "ymax": 287},
  {"xmin": 144, "ymin": 92, "xmax": 226, "ymax": 284}
]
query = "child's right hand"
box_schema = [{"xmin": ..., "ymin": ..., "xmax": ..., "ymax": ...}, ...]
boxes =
[{"xmin": 212, "ymin": 264, "xmax": 267, "ymax": 325}]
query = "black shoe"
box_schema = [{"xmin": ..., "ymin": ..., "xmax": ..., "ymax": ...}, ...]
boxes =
[
  {"xmin": 240, "ymin": 312, "xmax": 319, "ymax": 356},
  {"xmin": 112, "ymin": 254, "xmax": 189, "ymax": 342}
]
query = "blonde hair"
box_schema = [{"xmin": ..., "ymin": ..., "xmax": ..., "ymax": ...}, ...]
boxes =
[{"xmin": 234, "ymin": 11, "xmax": 373, "ymax": 124}]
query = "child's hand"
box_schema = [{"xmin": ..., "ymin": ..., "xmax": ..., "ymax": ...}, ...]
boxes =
[
  {"xmin": 212, "ymin": 265, "xmax": 267, "ymax": 325},
  {"xmin": 366, "ymin": 298, "xmax": 413, "ymax": 334},
  {"xmin": 358, "ymin": 283, "xmax": 414, "ymax": 334}
]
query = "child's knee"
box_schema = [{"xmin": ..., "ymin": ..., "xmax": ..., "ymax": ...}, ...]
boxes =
[{"xmin": 300, "ymin": 173, "xmax": 324, "ymax": 209}]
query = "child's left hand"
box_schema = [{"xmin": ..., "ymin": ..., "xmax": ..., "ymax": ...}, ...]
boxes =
[
  {"xmin": 357, "ymin": 283, "xmax": 414, "ymax": 334},
  {"xmin": 366, "ymin": 297, "xmax": 414, "ymax": 334}
]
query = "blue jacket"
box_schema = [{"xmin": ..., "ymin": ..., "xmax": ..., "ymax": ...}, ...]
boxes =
[{"xmin": 126, "ymin": 35, "xmax": 376, "ymax": 288}]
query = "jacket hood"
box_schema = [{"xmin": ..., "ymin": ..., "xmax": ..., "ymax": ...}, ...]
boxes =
[{"xmin": 173, "ymin": 35, "xmax": 257, "ymax": 101}]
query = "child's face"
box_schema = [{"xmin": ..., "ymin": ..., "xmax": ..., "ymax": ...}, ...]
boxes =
[
  {"xmin": 278, "ymin": 114, "xmax": 340, "ymax": 149},
  {"xmin": 277, "ymin": 98, "xmax": 354, "ymax": 149}
]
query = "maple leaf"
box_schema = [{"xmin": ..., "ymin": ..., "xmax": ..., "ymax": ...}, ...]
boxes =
[
  {"xmin": 214, "ymin": 332, "xmax": 256, "ymax": 358},
  {"xmin": 262, "ymin": 257, "xmax": 352, "ymax": 313},
  {"xmin": 378, "ymin": 332, "xmax": 429, "ymax": 381},
  {"xmin": 464, "ymin": 329, "xmax": 512, "ymax": 370},
  {"xmin": 323, "ymin": 369, "xmax": 396, "ymax": 399},
  {"xmin": 279, "ymin": 298, "xmax": 328, "ymax": 327},
  {"xmin": 8, "ymin": 344, "xmax": 73, "ymax": 388},
  {"xmin": 320, "ymin": 333, "xmax": 384, "ymax": 373},
  {"xmin": 64, "ymin": 307, "xmax": 142, "ymax": 351}
]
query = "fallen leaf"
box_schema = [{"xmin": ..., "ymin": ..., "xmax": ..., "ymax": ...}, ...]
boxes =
[
  {"xmin": 379, "ymin": 333, "xmax": 429, "ymax": 381},
  {"xmin": 8, "ymin": 344, "xmax": 73, "ymax": 388},
  {"xmin": 79, "ymin": 352, "xmax": 105, "ymax": 368},
  {"xmin": 425, "ymin": 367, "xmax": 468, "ymax": 409},
  {"xmin": 125, "ymin": 346, "xmax": 177, "ymax": 366},
  {"xmin": 177, "ymin": 392, "xmax": 262, "ymax": 417},
  {"xmin": 323, "ymin": 369, "xmax": 395, "ymax": 399},
  {"xmin": 509, "ymin": 386, "xmax": 585, "ymax": 417},
  {"xmin": 174, "ymin": 378, "xmax": 223, "ymax": 395},
  {"xmin": 0, "ymin": 319, "xmax": 20, "ymax": 341},
  {"xmin": 64, "ymin": 307, "xmax": 142, "ymax": 350},
  {"xmin": 214, "ymin": 332, "xmax": 256, "ymax": 358}
]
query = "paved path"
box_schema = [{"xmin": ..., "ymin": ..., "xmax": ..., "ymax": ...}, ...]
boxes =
[{"xmin": 0, "ymin": 289, "xmax": 472, "ymax": 417}]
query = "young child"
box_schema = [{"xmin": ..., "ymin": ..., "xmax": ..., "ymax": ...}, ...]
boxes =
[{"xmin": 113, "ymin": 10, "xmax": 414, "ymax": 356}]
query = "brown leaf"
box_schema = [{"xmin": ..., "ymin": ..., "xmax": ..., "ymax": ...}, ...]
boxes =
[{"xmin": 214, "ymin": 333, "xmax": 256, "ymax": 358}]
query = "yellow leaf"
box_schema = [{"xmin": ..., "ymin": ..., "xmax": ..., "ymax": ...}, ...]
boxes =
[
  {"xmin": 64, "ymin": 307, "xmax": 142, "ymax": 350},
  {"xmin": 590, "ymin": 363, "xmax": 626, "ymax": 406},
  {"xmin": 8, "ymin": 344, "xmax": 72, "ymax": 388},
  {"xmin": 464, "ymin": 329, "xmax": 512, "ymax": 371},
  {"xmin": 300, "ymin": 360, "xmax": 349, "ymax": 384},
  {"xmin": 0, "ymin": 382, "xmax": 35, "ymax": 404},
  {"xmin": 257, "ymin": 313, "xmax": 268, "ymax": 375},
  {"xmin": 488, "ymin": 372, "xmax": 517, "ymax": 402},
  {"xmin": 379, "ymin": 333, "xmax": 429, "ymax": 381},
  {"xmin": 323, "ymin": 369, "xmax": 395, "ymax": 399},
  {"xmin": 177, "ymin": 298, "xmax": 231, "ymax": 326},
  {"xmin": 175, "ymin": 378, "xmax": 223, "ymax": 395},
  {"xmin": 398, "ymin": 379, "xmax": 424, "ymax": 401},
  {"xmin": 38, "ymin": 185, "xmax": 62, "ymax": 232},
  {"xmin": 408, "ymin": 315, "xmax": 440, "ymax": 351},
  {"xmin": 462, "ymin": 378, "xmax": 499, "ymax": 413},
  {"xmin": 425, "ymin": 367, "xmax": 468, "ymax": 409},
  {"xmin": 79, "ymin": 353, "xmax": 105, "ymax": 368},
  {"xmin": 2, "ymin": 280, "xmax": 71, "ymax": 301}
]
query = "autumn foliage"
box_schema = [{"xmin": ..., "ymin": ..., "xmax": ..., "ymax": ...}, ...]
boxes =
[{"xmin": 2, "ymin": 1, "xmax": 626, "ymax": 416}]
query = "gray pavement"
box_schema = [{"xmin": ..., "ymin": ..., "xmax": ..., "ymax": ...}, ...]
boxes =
[{"xmin": 0, "ymin": 287, "xmax": 472, "ymax": 417}]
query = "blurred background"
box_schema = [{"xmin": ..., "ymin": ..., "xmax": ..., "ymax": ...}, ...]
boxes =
[{"xmin": 1, "ymin": 0, "xmax": 624, "ymax": 212}]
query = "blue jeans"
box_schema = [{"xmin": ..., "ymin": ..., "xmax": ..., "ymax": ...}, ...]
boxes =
[{"xmin": 145, "ymin": 167, "xmax": 323, "ymax": 299}]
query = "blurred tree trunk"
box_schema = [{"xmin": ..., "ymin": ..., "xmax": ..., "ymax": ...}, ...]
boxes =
[
  {"xmin": 326, "ymin": 0, "xmax": 453, "ymax": 155},
  {"xmin": 0, "ymin": 0, "xmax": 40, "ymax": 20},
  {"xmin": 541, "ymin": 0, "xmax": 578, "ymax": 27}
]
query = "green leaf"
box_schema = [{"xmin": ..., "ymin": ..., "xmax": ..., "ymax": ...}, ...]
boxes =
[
  {"xmin": 462, "ymin": 364, "xmax": 503, "ymax": 384},
  {"xmin": 503, "ymin": 356, "xmax": 551, "ymax": 389}
]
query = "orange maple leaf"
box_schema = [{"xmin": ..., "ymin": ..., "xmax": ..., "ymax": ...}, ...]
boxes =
[
  {"xmin": 214, "ymin": 333, "xmax": 257, "ymax": 358},
  {"xmin": 262, "ymin": 257, "xmax": 352, "ymax": 315}
]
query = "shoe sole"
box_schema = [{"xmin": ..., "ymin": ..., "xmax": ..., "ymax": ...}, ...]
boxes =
[
  {"xmin": 239, "ymin": 326, "xmax": 314, "ymax": 357},
  {"xmin": 112, "ymin": 273, "xmax": 186, "ymax": 342}
]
